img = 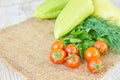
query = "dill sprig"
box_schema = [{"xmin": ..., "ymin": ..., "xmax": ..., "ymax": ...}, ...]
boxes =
[{"xmin": 83, "ymin": 16, "xmax": 120, "ymax": 54}]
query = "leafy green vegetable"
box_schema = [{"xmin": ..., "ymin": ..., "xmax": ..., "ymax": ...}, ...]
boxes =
[
  {"xmin": 78, "ymin": 39, "xmax": 94, "ymax": 58},
  {"xmin": 82, "ymin": 16, "xmax": 120, "ymax": 54},
  {"xmin": 60, "ymin": 24, "xmax": 100, "ymax": 58},
  {"xmin": 60, "ymin": 16, "xmax": 120, "ymax": 58}
]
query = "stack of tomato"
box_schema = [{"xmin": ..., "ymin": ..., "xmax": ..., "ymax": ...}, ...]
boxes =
[{"xmin": 50, "ymin": 40, "xmax": 108, "ymax": 73}]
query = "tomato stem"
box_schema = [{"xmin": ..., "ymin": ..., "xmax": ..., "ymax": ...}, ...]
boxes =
[
  {"xmin": 54, "ymin": 50, "xmax": 61, "ymax": 62},
  {"xmin": 68, "ymin": 54, "xmax": 75, "ymax": 59},
  {"xmin": 93, "ymin": 64, "xmax": 104, "ymax": 73}
]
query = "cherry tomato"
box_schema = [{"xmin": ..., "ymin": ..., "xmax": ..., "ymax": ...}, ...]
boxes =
[
  {"xmin": 65, "ymin": 54, "xmax": 80, "ymax": 69},
  {"xmin": 94, "ymin": 40, "xmax": 108, "ymax": 55},
  {"xmin": 51, "ymin": 40, "xmax": 64, "ymax": 50},
  {"xmin": 50, "ymin": 49, "xmax": 66, "ymax": 64},
  {"xmin": 84, "ymin": 47, "xmax": 100, "ymax": 62},
  {"xmin": 87, "ymin": 57, "xmax": 104, "ymax": 73},
  {"xmin": 65, "ymin": 44, "xmax": 78, "ymax": 56}
]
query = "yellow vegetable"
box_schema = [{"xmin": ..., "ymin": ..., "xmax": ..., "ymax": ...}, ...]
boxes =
[
  {"xmin": 54, "ymin": 0, "xmax": 94, "ymax": 39},
  {"xmin": 34, "ymin": 0, "xmax": 69, "ymax": 19},
  {"xmin": 92, "ymin": 0, "xmax": 120, "ymax": 26}
]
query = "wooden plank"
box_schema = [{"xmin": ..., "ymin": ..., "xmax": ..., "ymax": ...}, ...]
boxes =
[{"xmin": 0, "ymin": 0, "xmax": 44, "ymax": 80}]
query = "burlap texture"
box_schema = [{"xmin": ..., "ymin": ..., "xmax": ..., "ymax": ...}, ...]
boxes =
[{"xmin": 0, "ymin": 18, "xmax": 120, "ymax": 80}]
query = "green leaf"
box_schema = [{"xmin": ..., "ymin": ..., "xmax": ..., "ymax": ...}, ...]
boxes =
[
  {"xmin": 78, "ymin": 39, "xmax": 94, "ymax": 58},
  {"xmin": 78, "ymin": 44, "xmax": 84, "ymax": 58},
  {"xmin": 83, "ymin": 39, "xmax": 94, "ymax": 48},
  {"xmin": 87, "ymin": 28, "xmax": 97, "ymax": 40},
  {"xmin": 60, "ymin": 37, "xmax": 71, "ymax": 46},
  {"xmin": 79, "ymin": 31, "xmax": 91, "ymax": 40},
  {"xmin": 70, "ymin": 38, "xmax": 81, "ymax": 43},
  {"xmin": 70, "ymin": 27, "xmax": 84, "ymax": 36}
]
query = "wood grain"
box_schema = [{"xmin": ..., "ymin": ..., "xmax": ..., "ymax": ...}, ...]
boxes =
[{"xmin": 0, "ymin": 0, "xmax": 44, "ymax": 80}]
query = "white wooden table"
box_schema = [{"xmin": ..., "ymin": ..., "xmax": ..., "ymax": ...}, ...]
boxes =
[
  {"xmin": 0, "ymin": 0, "xmax": 120, "ymax": 80},
  {"xmin": 0, "ymin": 0, "xmax": 44, "ymax": 80}
]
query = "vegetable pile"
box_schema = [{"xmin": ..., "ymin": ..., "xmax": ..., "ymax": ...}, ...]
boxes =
[
  {"xmin": 50, "ymin": 40, "xmax": 80, "ymax": 69},
  {"xmin": 54, "ymin": 0, "xmax": 94, "ymax": 39},
  {"xmin": 83, "ymin": 16, "xmax": 120, "ymax": 53},
  {"xmin": 34, "ymin": 0, "xmax": 120, "ymax": 73},
  {"xmin": 60, "ymin": 16, "xmax": 120, "ymax": 58},
  {"xmin": 50, "ymin": 40, "xmax": 107, "ymax": 73}
]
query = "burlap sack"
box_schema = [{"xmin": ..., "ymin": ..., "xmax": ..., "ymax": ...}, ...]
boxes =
[{"xmin": 0, "ymin": 18, "xmax": 120, "ymax": 80}]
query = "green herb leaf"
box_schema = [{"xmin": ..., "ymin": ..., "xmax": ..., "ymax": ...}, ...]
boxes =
[
  {"xmin": 70, "ymin": 27, "xmax": 84, "ymax": 36},
  {"xmin": 78, "ymin": 39, "xmax": 94, "ymax": 58},
  {"xmin": 70, "ymin": 38, "xmax": 81, "ymax": 43},
  {"xmin": 78, "ymin": 44, "xmax": 84, "ymax": 58},
  {"xmin": 87, "ymin": 28, "xmax": 97, "ymax": 40}
]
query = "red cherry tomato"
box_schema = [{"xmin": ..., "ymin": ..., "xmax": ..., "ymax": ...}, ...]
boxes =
[
  {"xmin": 94, "ymin": 40, "xmax": 108, "ymax": 55},
  {"xmin": 50, "ymin": 49, "xmax": 66, "ymax": 64},
  {"xmin": 84, "ymin": 47, "xmax": 100, "ymax": 62},
  {"xmin": 65, "ymin": 44, "xmax": 78, "ymax": 56},
  {"xmin": 65, "ymin": 54, "xmax": 80, "ymax": 69},
  {"xmin": 51, "ymin": 40, "xmax": 64, "ymax": 50},
  {"xmin": 87, "ymin": 57, "xmax": 104, "ymax": 73}
]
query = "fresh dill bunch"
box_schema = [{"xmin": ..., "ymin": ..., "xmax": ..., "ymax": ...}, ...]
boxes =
[{"xmin": 82, "ymin": 16, "xmax": 120, "ymax": 54}]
